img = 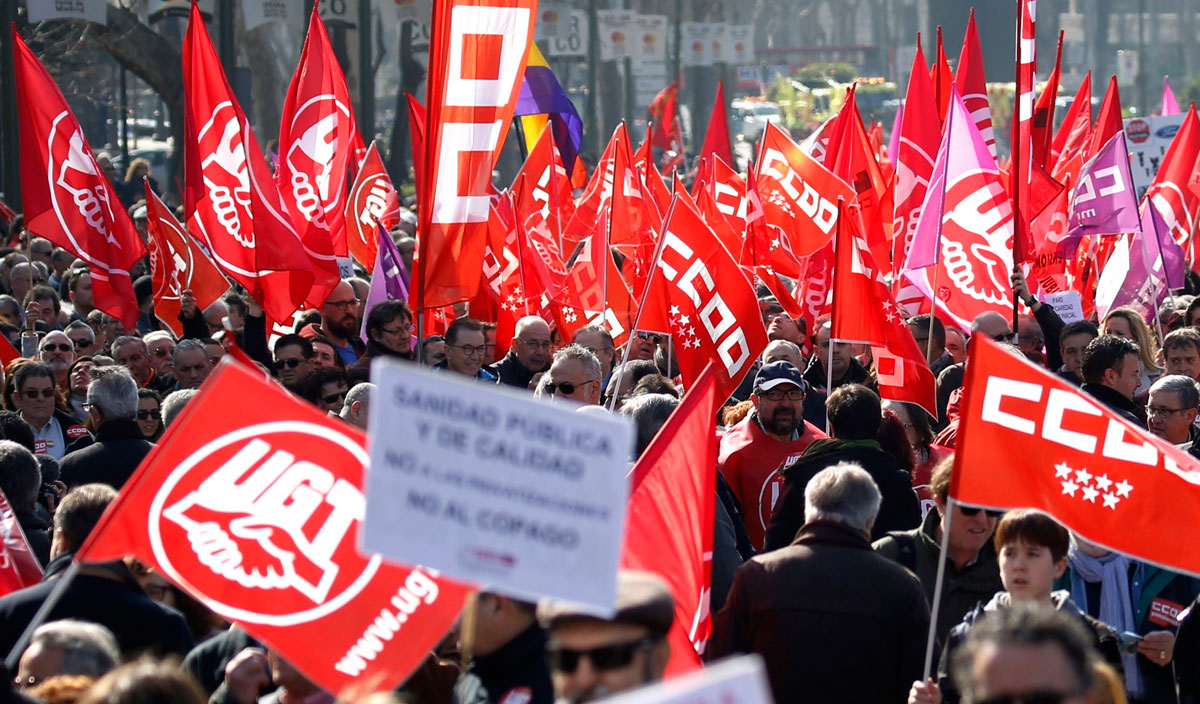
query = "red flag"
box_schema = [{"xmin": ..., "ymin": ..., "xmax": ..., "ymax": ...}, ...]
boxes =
[
  {"xmin": 1051, "ymin": 72, "xmax": 1093, "ymax": 170},
  {"xmin": 894, "ymin": 40, "xmax": 941, "ymax": 279},
  {"xmin": 1088, "ymin": 77, "xmax": 1124, "ymax": 160},
  {"xmin": 183, "ymin": 3, "xmax": 316, "ymax": 322},
  {"xmin": 145, "ymin": 182, "xmax": 229, "ymax": 337},
  {"xmin": 638, "ymin": 194, "xmax": 767, "ymax": 401},
  {"xmin": 406, "ymin": 93, "xmax": 426, "ymax": 198},
  {"xmin": 698, "ymin": 80, "xmax": 734, "ymax": 171},
  {"xmin": 953, "ymin": 337, "xmax": 1200, "ymax": 577},
  {"xmin": 514, "ymin": 126, "xmax": 574, "ymax": 252},
  {"xmin": 756, "ymin": 122, "xmax": 854, "ymax": 259},
  {"xmin": 0, "ymin": 492, "xmax": 43, "ymax": 598},
  {"xmin": 931, "ymin": 27, "xmax": 954, "ymax": 125},
  {"xmin": 649, "ymin": 81, "xmax": 685, "ymax": 170},
  {"xmin": 1144, "ymin": 105, "xmax": 1200, "ymax": 267},
  {"xmin": 345, "ymin": 142, "xmax": 401, "ymax": 273},
  {"xmin": 0, "ymin": 336, "xmax": 22, "ymax": 367},
  {"xmin": 824, "ymin": 87, "xmax": 894, "ymax": 268},
  {"xmin": 13, "ymin": 30, "xmax": 147, "ymax": 329},
  {"xmin": 418, "ymin": 0, "xmax": 537, "ymax": 310},
  {"xmin": 1032, "ymin": 32, "xmax": 1065, "ymax": 169},
  {"xmin": 276, "ymin": 3, "xmax": 361, "ymax": 286},
  {"xmin": 955, "ymin": 9, "xmax": 997, "ymax": 159},
  {"xmin": 833, "ymin": 205, "xmax": 936, "ymax": 416},
  {"xmin": 621, "ymin": 365, "xmax": 717, "ymax": 676},
  {"xmin": 76, "ymin": 362, "xmax": 472, "ymax": 694}
]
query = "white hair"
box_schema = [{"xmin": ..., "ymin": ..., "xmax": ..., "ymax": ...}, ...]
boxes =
[{"xmin": 803, "ymin": 462, "xmax": 882, "ymax": 534}]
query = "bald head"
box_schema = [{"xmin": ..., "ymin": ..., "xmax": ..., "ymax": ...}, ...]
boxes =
[
  {"xmin": 513, "ymin": 316, "xmax": 552, "ymax": 371},
  {"xmin": 971, "ymin": 312, "xmax": 1011, "ymax": 341}
]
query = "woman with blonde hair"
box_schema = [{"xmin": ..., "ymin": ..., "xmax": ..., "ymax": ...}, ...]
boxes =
[{"xmin": 1101, "ymin": 306, "xmax": 1163, "ymax": 394}]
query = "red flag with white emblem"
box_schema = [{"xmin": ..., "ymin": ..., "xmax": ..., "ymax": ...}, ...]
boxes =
[
  {"xmin": 76, "ymin": 362, "xmax": 472, "ymax": 695},
  {"xmin": 183, "ymin": 3, "xmax": 317, "ymax": 322},
  {"xmin": 638, "ymin": 193, "xmax": 767, "ymax": 403},
  {"xmin": 345, "ymin": 142, "xmax": 401, "ymax": 273},
  {"xmin": 1144, "ymin": 105, "xmax": 1200, "ymax": 269},
  {"xmin": 419, "ymin": 0, "xmax": 538, "ymax": 310},
  {"xmin": 955, "ymin": 9, "xmax": 997, "ymax": 159},
  {"xmin": 13, "ymin": 30, "xmax": 147, "ymax": 329},
  {"xmin": 0, "ymin": 492, "xmax": 42, "ymax": 598},
  {"xmin": 832, "ymin": 204, "xmax": 936, "ymax": 417},
  {"xmin": 621, "ymin": 364, "xmax": 717, "ymax": 676},
  {"xmin": 144, "ymin": 182, "xmax": 230, "ymax": 337},
  {"xmin": 893, "ymin": 40, "xmax": 941, "ymax": 281},
  {"xmin": 276, "ymin": 4, "xmax": 362, "ymax": 293},
  {"xmin": 953, "ymin": 337, "xmax": 1200, "ymax": 577}
]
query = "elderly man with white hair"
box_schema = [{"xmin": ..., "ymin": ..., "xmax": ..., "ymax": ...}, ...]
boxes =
[
  {"xmin": 339, "ymin": 382, "xmax": 373, "ymax": 429},
  {"xmin": 709, "ymin": 462, "xmax": 930, "ymax": 704}
]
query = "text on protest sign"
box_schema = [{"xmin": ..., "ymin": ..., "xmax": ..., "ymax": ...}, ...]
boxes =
[{"xmin": 364, "ymin": 359, "xmax": 634, "ymax": 611}]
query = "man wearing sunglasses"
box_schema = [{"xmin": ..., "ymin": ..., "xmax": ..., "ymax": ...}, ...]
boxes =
[
  {"xmin": 543, "ymin": 345, "xmax": 603, "ymax": 405},
  {"xmin": 719, "ymin": 361, "xmax": 825, "ymax": 551},
  {"xmin": 143, "ymin": 331, "xmax": 177, "ymax": 379},
  {"xmin": 490, "ymin": 316, "xmax": 552, "ymax": 390},
  {"xmin": 12, "ymin": 363, "xmax": 87, "ymax": 461},
  {"xmin": 875, "ymin": 458, "xmax": 1002, "ymax": 657},
  {"xmin": 38, "ymin": 331, "xmax": 76, "ymax": 391},
  {"xmin": 538, "ymin": 571, "xmax": 674, "ymax": 704},
  {"xmin": 272, "ymin": 334, "xmax": 314, "ymax": 392}
]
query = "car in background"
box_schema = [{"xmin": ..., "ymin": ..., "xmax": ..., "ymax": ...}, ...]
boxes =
[{"xmin": 731, "ymin": 99, "xmax": 783, "ymax": 141}]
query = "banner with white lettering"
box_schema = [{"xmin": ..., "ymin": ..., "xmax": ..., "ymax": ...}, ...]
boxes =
[
  {"xmin": 364, "ymin": 359, "xmax": 634, "ymax": 611},
  {"xmin": 27, "ymin": 0, "xmax": 107, "ymax": 24},
  {"xmin": 599, "ymin": 655, "xmax": 773, "ymax": 704}
]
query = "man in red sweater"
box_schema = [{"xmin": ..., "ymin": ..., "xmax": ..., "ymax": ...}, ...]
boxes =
[{"xmin": 718, "ymin": 361, "xmax": 825, "ymax": 550}]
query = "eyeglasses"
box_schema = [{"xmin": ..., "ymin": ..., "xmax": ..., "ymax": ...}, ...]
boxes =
[
  {"xmin": 381, "ymin": 323, "xmax": 413, "ymax": 335},
  {"xmin": 142, "ymin": 583, "xmax": 171, "ymax": 601},
  {"xmin": 325, "ymin": 298, "xmax": 360, "ymax": 310},
  {"xmin": 636, "ymin": 331, "xmax": 662, "ymax": 344},
  {"xmin": 137, "ymin": 409, "xmax": 162, "ymax": 421},
  {"xmin": 959, "ymin": 506, "xmax": 1004, "ymax": 519},
  {"xmin": 546, "ymin": 379, "xmax": 597, "ymax": 396},
  {"xmin": 1145, "ymin": 405, "xmax": 1188, "ymax": 417},
  {"xmin": 70, "ymin": 338, "xmax": 92, "ymax": 349},
  {"xmin": 517, "ymin": 338, "xmax": 552, "ymax": 351},
  {"xmin": 546, "ymin": 637, "xmax": 658, "ymax": 673},
  {"xmin": 321, "ymin": 390, "xmax": 348, "ymax": 404},
  {"xmin": 451, "ymin": 344, "xmax": 487, "ymax": 357},
  {"xmin": 975, "ymin": 692, "xmax": 1085, "ymax": 704},
  {"xmin": 276, "ymin": 357, "xmax": 305, "ymax": 369},
  {"xmin": 759, "ymin": 388, "xmax": 803, "ymax": 402},
  {"xmin": 40, "ymin": 343, "xmax": 72, "ymax": 353},
  {"xmin": 22, "ymin": 388, "xmax": 56, "ymax": 400}
]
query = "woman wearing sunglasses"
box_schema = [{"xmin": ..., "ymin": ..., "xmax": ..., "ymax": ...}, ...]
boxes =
[{"xmin": 135, "ymin": 389, "xmax": 163, "ymax": 441}]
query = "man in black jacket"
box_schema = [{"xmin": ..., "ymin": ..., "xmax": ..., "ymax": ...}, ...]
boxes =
[
  {"xmin": 60, "ymin": 366, "xmax": 154, "ymax": 490},
  {"xmin": 765, "ymin": 384, "xmax": 921, "ymax": 549},
  {"xmin": 710, "ymin": 462, "xmax": 929, "ymax": 704},
  {"xmin": 1080, "ymin": 334, "xmax": 1145, "ymax": 428},
  {"xmin": 0, "ymin": 441, "xmax": 53, "ymax": 566},
  {"xmin": 455, "ymin": 593, "xmax": 553, "ymax": 704},
  {"xmin": 0, "ymin": 484, "xmax": 192, "ymax": 660},
  {"xmin": 489, "ymin": 316, "xmax": 551, "ymax": 390}
]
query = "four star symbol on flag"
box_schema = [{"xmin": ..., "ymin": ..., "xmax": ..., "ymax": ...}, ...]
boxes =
[{"xmin": 1053, "ymin": 461, "xmax": 1133, "ymax": 511}]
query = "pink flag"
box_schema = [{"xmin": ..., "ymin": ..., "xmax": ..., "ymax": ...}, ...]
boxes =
[
  {"xmin": 1058, "ymin": 132, "xmax": 1141, "ymax": 257},
  {"xmin": 1162, "ymin": 75, "xmax": 1181, "ymax": 116}
]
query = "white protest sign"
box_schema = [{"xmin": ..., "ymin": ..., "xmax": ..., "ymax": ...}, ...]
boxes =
[
  {"xmin": 598, "ymin": 11, "xmax": 634, "ymax": 61},
  {"xmin": 28, "ymin": 0, "xmax": 107, "ymax": 24},
  {"xmin": 1124, "ymin": 115, "xmax": 1186, "ymax": 201},
  {"xmin": 681, "ymin": 22, "xmax": 713, "ymax": 66},
  {"xmin": 597, "ymin": 655, "xmax": 774, "ymax": 704},
  {"xmin": 1044, "ymin": 290, "xmax": 1084, "ymax": 324},
  {"xmin": 535, "ymin": 2, "xmax": 567, "ymax": 40},
  {"xmin": 725, "ymin": 24, "xmax": 756, "ymax": 64},
  {"xmin": 631, "ymin": 14, "xmax": 668, "ymax": 63},
  {"xmin": 363, "ymin": 360, "xmax": 634, "ymax": 611}
]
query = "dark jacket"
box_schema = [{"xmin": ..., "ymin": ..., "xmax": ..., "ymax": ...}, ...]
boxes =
[
  {"xmin": 181, "ymin": 626, "xmax": 262, "ymax": 699},
  {"xmin": 1177, "ymin": 593, "xmax": 1200, "ymax": 704},
  {"xmin": 1033, "ymin": 302, "xmax": 1067, "ymax": 372},
  {"xmin": 764, "ymin": 439, "xmax": 922, "ymax": 551},
  {"xmin": 709, "ymin": 521, "xmax": 929, "ymax": 704},
  {"xmin": 1082, "ymin": 382, "xmax": 1145, "ymax": 428},
  {"xmin": 802, "ymin": 355, "xmax": 876, "ymax": 396},
  {"xmin": 453, "ymin": 622, "xmax": 553, "ymax": 704},
  {"xmin": 13, "ymin": 507, "xmax": 51, "ymax": 568},
  {"xmin": 936, "ymin": 362, "xmax": 966, "ymax": 430},
  {"xmin": 487, "ymin": 351, "xmax": 547, "ymax": 390},
  {"xmin": 936, "ymin": 591, "xmax": 1123, "ymax": 703},
  {"xmin": 873, "ymin": 509, "xmax": 1003, "ymax": 659},
  {"xmin": 348, "ymin": 341, "xmax": 414, "ymax": 383},
  {"xmin": 0, "ymin": 553, "xmax": 193, "ymax": 659},
  {"xmin": 433, "ymin": 360, "xmax": 498, "ymax": 382},
  {"xmin": 59, "ymin": 419, "xmax": 155, "ymax": 490}
]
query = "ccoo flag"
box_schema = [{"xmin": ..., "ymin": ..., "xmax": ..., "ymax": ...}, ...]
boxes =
[{"xmin": 1058, "ymin": 131, "xmax": 1141, "ymax": 258}]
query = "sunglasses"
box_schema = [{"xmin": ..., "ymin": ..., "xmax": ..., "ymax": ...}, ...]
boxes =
[
  {"xmin": 276, "ymin": 358, "xmax": 305, "ymax": 369},
  {"xmin": 546, "ymin": 379, "xmax": 595, "ymax": 396},
  {"xmin": 636, "ymin": 332, "xmax": 662, "ymax": 344},
  {"xmin": 992, "ymin": 332, "xmax": 1017, "ymax": 342},
  {"xmin": 136, "ymin": 409, "xmax": 161, "ymax": 421},
  {"xmin": 22, "ymin": 388, "xmax": 56, "ymax": 400},
  {"xmin": 546, "ymin": 637, "xmax": 658, "ymax": 673},
  {"xmin": 40, "ymin": 344, "xmax": 72, "ymax": 353},
  {"xmin": 959, "ymin": 506, "xmax": 1004, "ymax": 519},
  {"xmin": 321, "ymin": 390, "xmax": 348, "ymax": 404}
]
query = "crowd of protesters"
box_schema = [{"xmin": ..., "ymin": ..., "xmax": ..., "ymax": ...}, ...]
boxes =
[{"xmin": 0, "ymin": 196, "xmax": 1199, "ymax": 704}]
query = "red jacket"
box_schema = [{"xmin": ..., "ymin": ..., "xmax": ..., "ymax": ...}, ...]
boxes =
[{"xmin": 718, "ymin": 414, "xmax": 824, "ymax": 550}]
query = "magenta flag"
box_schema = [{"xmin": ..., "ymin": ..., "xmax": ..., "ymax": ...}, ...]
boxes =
[
  {"xmin": 1057, "ymin": 132, "xmax": 1141, "ymax": 258},
  {"xmin": 359, "ymin": 226, "xmax": 410, "ymax": 343},
  {"xmin": 1140, "ymin": 200, "xmax": 1186, "ymax": 290},
  {"xmin": 1163, "ymin": 76, "xmax": 1181, "ymax": 116},
  {"xmin": 903, "ymin": 84, "xmax": 997, "ymax": 271}
]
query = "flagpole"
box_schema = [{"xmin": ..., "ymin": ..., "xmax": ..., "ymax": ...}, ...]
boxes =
[
  {"xmin": 922, "ymin": 498, "xmax": 955, "ymax": 680},
  {"xmin": 606, "ymin": 198, "xmax": 677, "ymax": 413},
  {"xmin": 826, "ymin": 198, "xmax": 843, "ymax": 436},
  {"xmin": 1010, "ymin": 0, "xmax": 1024, "ymax": 347},
  {"xmin": 1136, "ymin": 224, "xmax": 1168, "ymax": 351},
  {"xmin": 5, "ymin": 561, "xmax": 80, "ymax": 671}
]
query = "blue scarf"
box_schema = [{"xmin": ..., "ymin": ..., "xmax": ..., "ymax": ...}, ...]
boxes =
[{"xmin": 1068, "ymin": 539, "xmax": 1140, "ymax": 696}]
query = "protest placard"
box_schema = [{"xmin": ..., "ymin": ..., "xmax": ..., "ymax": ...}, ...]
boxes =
[
  {"xmin": 1044, "ymin": 290, "xmax": 1084, "ymax": 323},
  {"xmin": 597, "ymin": 655, "xmax": 774, "ymax": 704},
  {"xmin": 363, "ymin": 359, "xmax": 634, "ymax": 611}
]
